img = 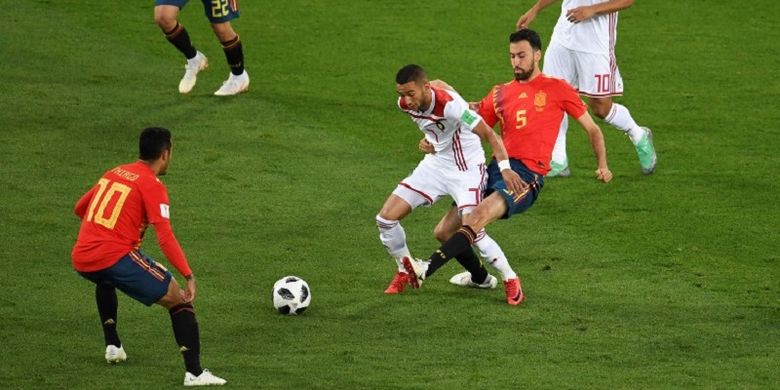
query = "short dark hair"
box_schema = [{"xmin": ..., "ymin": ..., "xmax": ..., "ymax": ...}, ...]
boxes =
[
  {"xmin": 139, "ymin": 127, "xmax": 172, "ymax": 161},
  {"xmin": 509, "ymin": 29, "xmax": 543, "ymax": 51},
  {"xmin": 396, "ymin": 64, "xmax": 427, "ymax": 84}
]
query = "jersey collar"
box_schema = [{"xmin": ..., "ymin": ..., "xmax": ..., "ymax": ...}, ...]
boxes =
[{"xmin": 421, "ymin": 88, "xmax": 436, "ymax": 115}]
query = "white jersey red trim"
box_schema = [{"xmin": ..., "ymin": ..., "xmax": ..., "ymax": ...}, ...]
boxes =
[
  {"xmin": 550, "ymin": 0, "xmax": 619, "ymax": 55},
  {"xmin": 398, "ymin": 87, "xmax": 485, "ymax": 172}
]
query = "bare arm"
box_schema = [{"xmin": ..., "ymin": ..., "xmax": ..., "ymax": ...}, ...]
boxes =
[
  {"xmin": 473, "ymin": 120, "xmax": 510, "ymax": 163},
  {"xmin": 566, "ymin": 0, "xmax": 634, "ymax": 23},
  {"xmin": 517, "ymin": 0, "xmax": 561, "ymax": 29},
  {"xmin": 472, "ymin": 120, "xmax": 525, "ymax": 194},
  {"xmin": 573, "ymin": 112, "xmax": 613, "ymax": 182},
  {"xmin": 154, "ymin": 221, "xmax": 196, "ymax": 302}
]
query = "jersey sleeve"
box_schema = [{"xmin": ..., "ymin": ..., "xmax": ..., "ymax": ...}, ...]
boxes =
[
  {"xmin": 476, "ymin": 87, "xmax": 499, "ymax": 128},
  {"xmin": 141, "ymin": 178, "xmax": 192, "ymax": 277},
  {"xmin": 558, "ymin": 80, "xmax": 588, "ymax": 118},
  {"xmin": 154, "ymin": 221, "xmax": 193, "ymax": 277},
  {"xmin": 142, "ymin": 179, "xmax": 192, "ymax": 277},
  {"xmin": 141, "ymin": 179, "xmax": 171, "ymax": 225},
  {"xmin": 74, "ymin": 185, "xmax": 97, "ymax": 218},
  {"xmin": 444, "ymin": 93, "xmax": 483, "ymax": 131}
]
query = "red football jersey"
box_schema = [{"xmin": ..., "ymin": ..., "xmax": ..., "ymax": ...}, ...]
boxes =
[
  {"xmin": 477, "ymin": 74, "xmax": 587, "ymax": 175},
  {"xmin": 71, "ymin": 161, "xmax": 191, "ymax": 276}
]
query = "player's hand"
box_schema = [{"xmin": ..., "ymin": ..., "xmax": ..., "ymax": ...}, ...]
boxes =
[
  {"xmin": 595, "ymin": 167, "xmax": 613, "ymax": 183},
  {"xmin": 516, "ymin": 9, "xmax": 538, "ymax": 29},
  {"xmin": 501, "ymin": 169, "xmax": 527, "ymax": 196},
  {"xmin": 182, "ymin": 276, "xmax": 197, "ymax": 303},
  {"xmin": 566, "ymin": 6, "xmax": 596, "ymax": 23},
  {"xmin": 419, "ymin": 138, "xmax": 435, "ymax": 154},
  {"xmin": 468, "ymin": 102, "xmax": 480, "ymax": 111}
]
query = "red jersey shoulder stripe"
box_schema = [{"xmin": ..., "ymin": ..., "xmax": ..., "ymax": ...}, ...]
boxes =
[
  {"xmin": 431, "ymin": 87, "xmax": 453, "ymax": 118},
  {"xmin": 492, "ymin": 85, "xmax": 505, "ymax": 127}
]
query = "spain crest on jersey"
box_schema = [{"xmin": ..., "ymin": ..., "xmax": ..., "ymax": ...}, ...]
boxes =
[{"xmin": 534, "ymin": 91, "xmax": 546, "ymax": 112}]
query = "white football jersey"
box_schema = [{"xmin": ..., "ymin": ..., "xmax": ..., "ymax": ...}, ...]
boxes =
[
  {"xmin": 550, "ymin": 0, "xmax": 619, "ymax": 55},
  {"xmin": 398, "ymin": 87, "xmax": 485, "ymax": 172}
]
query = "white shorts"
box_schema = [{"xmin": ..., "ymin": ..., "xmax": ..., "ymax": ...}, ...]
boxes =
[
  {"xmin": 393, "ymin": 157, "xmax": 487, "ymax": 214},
  {"xmin": 543, "ymin": 41, "xmax": 624, "ymax": 98}
]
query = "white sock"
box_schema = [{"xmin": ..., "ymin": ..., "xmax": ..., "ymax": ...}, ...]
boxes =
[
  {"xmin": 376, "ymin": 215, "xmax": 411, "ymax": 272},
  {"xmin": 604, "ymin": 103, "xmax": 644, "ymax": 145},
  {"xmin": 473, "ymin": 230, "xmax": 517, "ymax": 281},
  {"xmin": 551, "ymin": 115, "xmax": 569, "ymax": 165}
]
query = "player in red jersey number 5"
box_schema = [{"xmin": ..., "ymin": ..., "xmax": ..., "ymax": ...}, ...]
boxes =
[{"xmin": 404, "ymin": 29, "xmax": 612, "ymax": 303}]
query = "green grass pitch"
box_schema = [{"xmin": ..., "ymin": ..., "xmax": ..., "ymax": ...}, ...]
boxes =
[{"xmin": 0, "ymin": 0, "xmax": 778, "ymax": 388}]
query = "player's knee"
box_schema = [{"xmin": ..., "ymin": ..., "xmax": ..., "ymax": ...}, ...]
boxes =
[
  {"xmin": 462, "ymin": 209, "xmax": 487, "ymax": 230},
  {"xmin": 377, "ymin": 207, "xmax": 400, "ymax": 222},
  {"xmin": 593, "ymin": 108, "xmax": 609, "ymax": 119},
  {"xmin": 589, "ymin": 100, "xmax": 612, "ymax": 119},
  {"xmin": 154, "ymin": 14, "xmax": 177, "ymax": 31},
  {"xmin": 433, "ymin": 223, "xmax": 451, "ymax": 243},
  {"xmin": 156, "ymin": 280, "xmax": 185, "ymax": 309},
  {"xmin": 158, "ymin": 290, "xmax": 185, "ymax": 309},
  {"xmin": 211, "ymin": 22, "xmax": 236, "ymax": 42}
]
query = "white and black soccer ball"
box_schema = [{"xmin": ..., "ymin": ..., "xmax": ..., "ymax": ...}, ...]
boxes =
[{"xmin": 272, "ymin": 276, "xmax": 311, "ymax": 315}]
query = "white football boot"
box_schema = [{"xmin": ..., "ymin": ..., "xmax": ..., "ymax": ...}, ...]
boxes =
[
  {"xmin": 179, "ymin": 51, "xmax": 208, "ymax": 94},
  {"xmin": 214, "ymin": 71, "xmax": 250, "ymax": 96},
  {"xmin": 104, "ymin": 345, "xmax": 127, "ymax": 364},
  {"xmin": 401, "ymin": 257, "xmax": 429, "ymax": 289},
  {"xmin": 184, "ymin": 369, "xmax": 227, "ymax": 386},
  {"xmin": 448, "ymin": 271, "xmax": 498, "ymax": 289}
]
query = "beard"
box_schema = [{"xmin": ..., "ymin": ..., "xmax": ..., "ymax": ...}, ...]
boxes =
[{"xmin": 514, "ymin": 64, "xmax": 535, "ymax": 81}]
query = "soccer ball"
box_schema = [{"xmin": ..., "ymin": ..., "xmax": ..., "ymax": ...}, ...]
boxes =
[{"xmin": 272, "ymin": 276, "xmax": 311, "ymax": 315}]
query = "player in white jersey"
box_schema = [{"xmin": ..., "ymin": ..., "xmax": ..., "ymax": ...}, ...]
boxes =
[
  {"xmin": 517, "ymin": 0, "xmax": 657, "ymax": 176},
  {"xmin": 377, "ymin": 64, "xmax": 524, "ymax": 297}
]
